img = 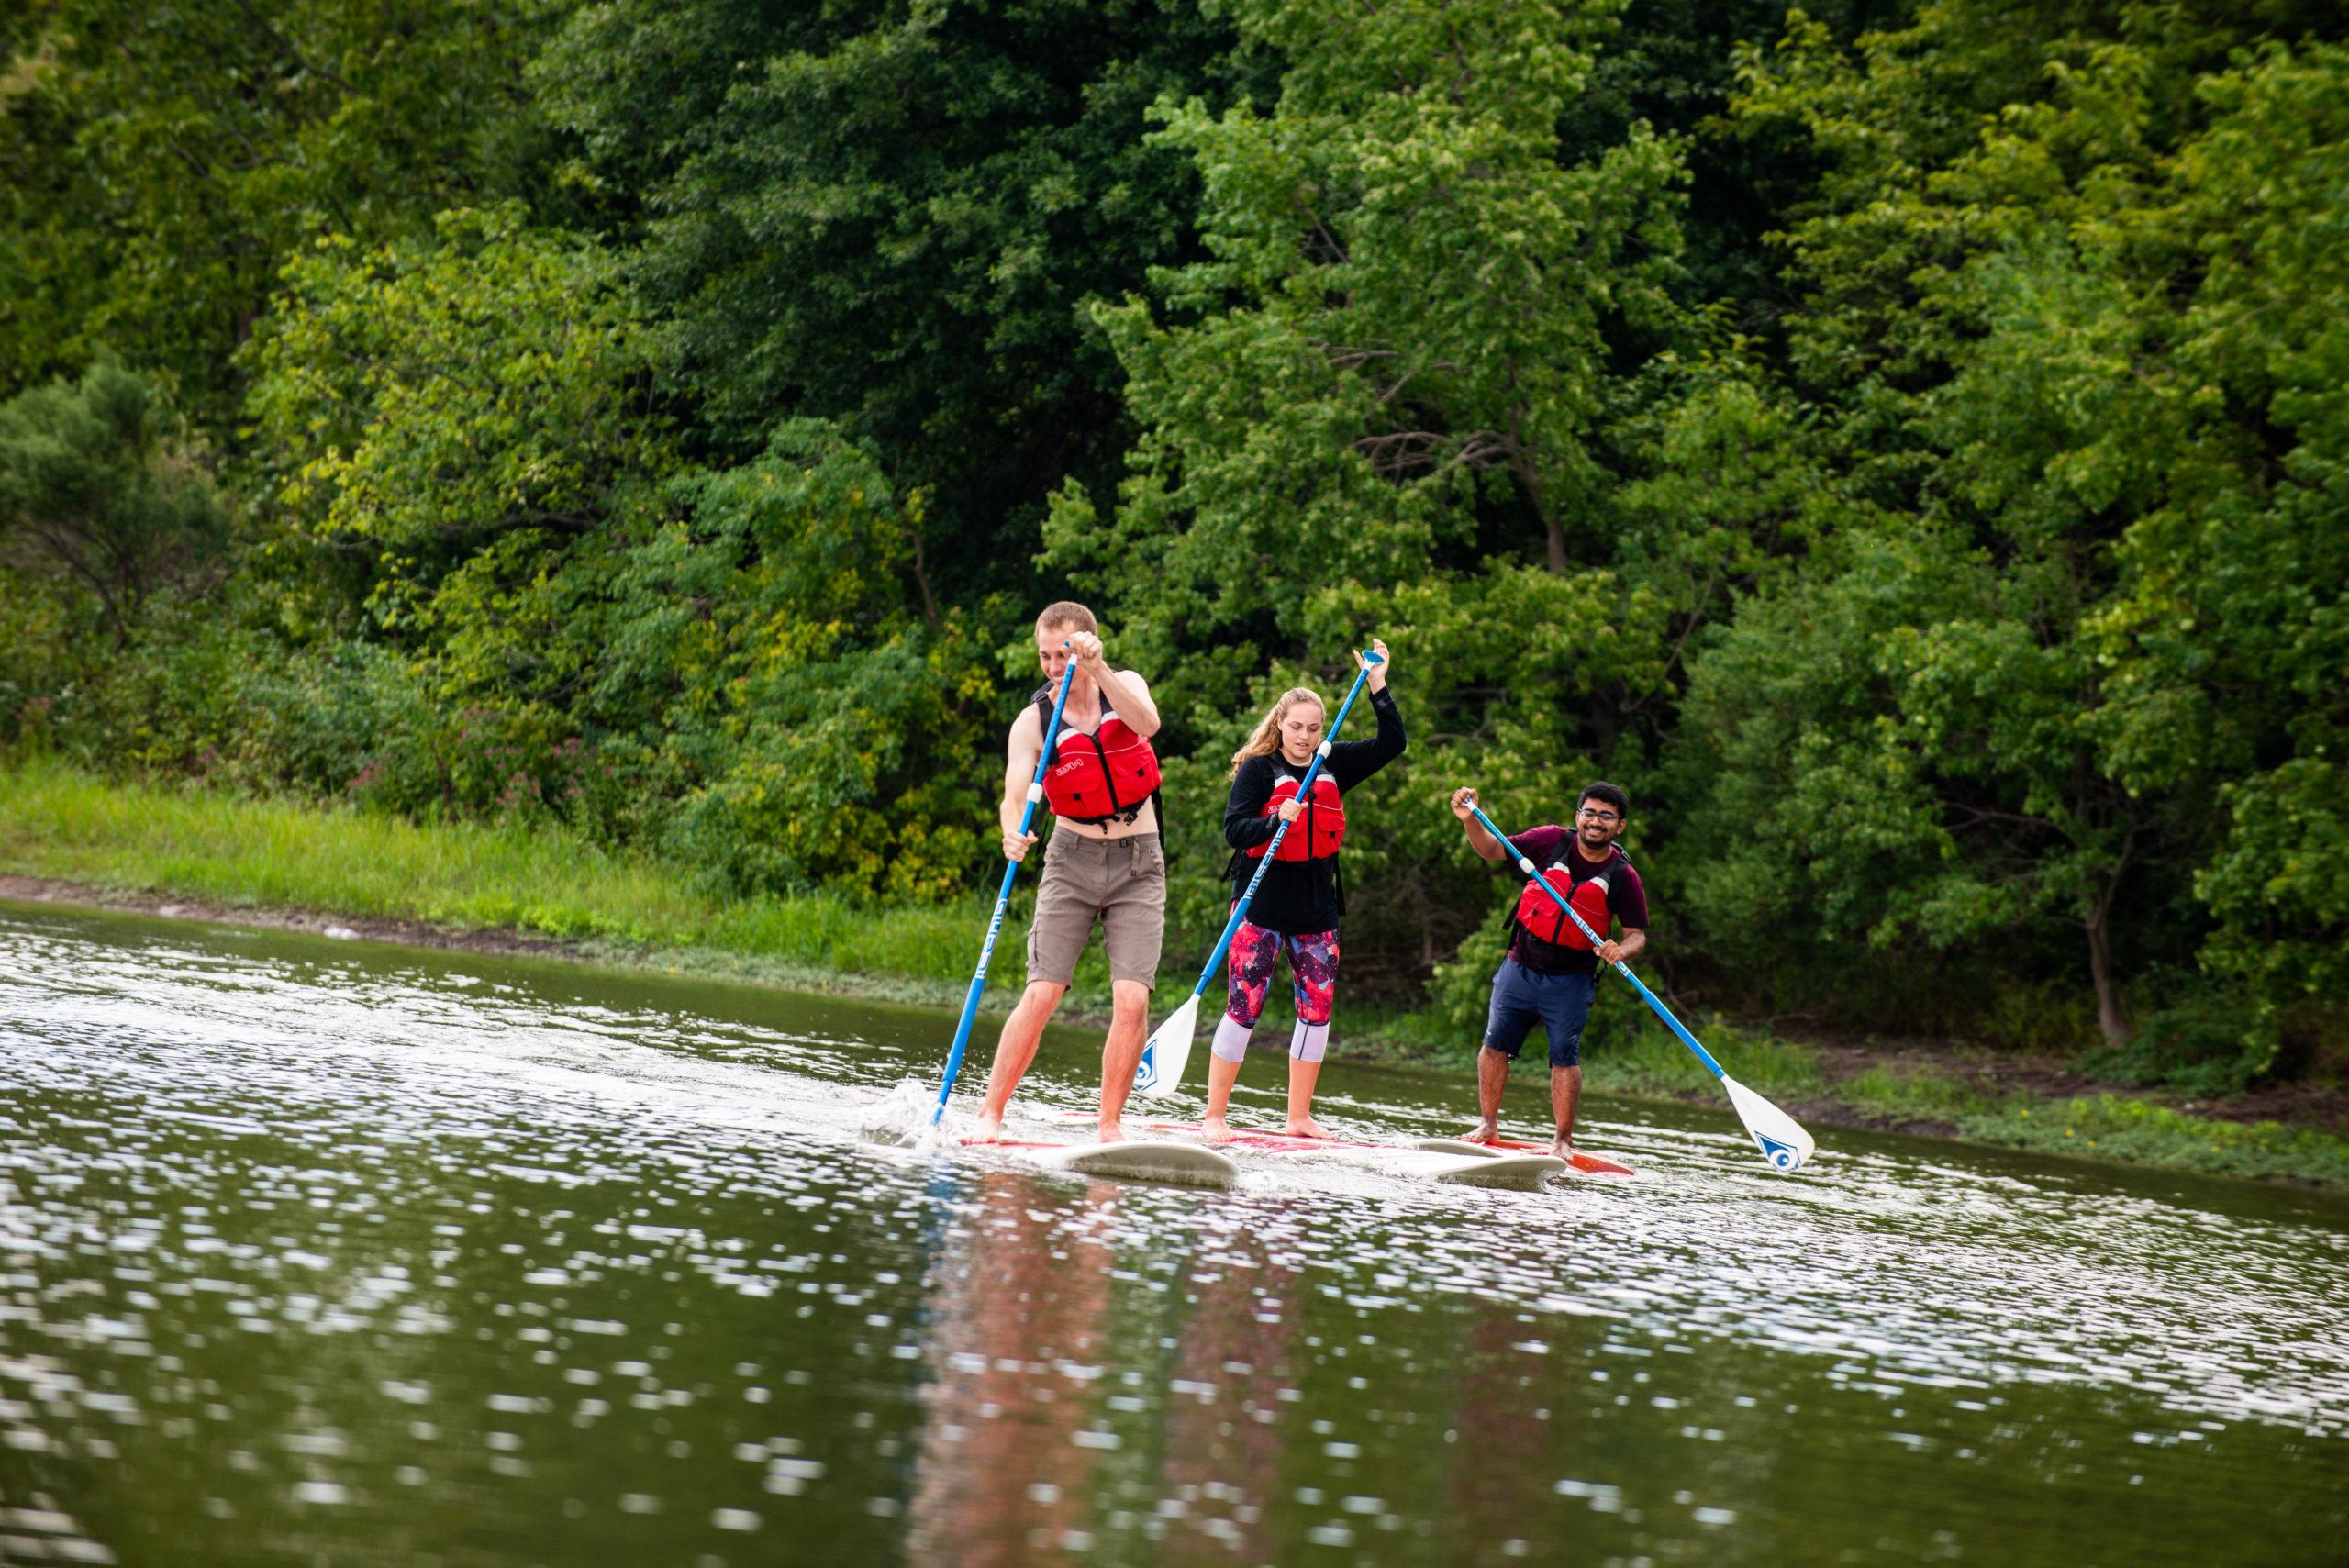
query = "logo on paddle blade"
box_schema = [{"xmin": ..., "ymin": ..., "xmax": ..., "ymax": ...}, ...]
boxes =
[
  {"xmin": 1132, "ymin": 1043, "xmax": 1159, "ymax": 1094},
  {"xmin": 1753, "ymin": 1132, "xmax": 1803, "ymax": 1173}
]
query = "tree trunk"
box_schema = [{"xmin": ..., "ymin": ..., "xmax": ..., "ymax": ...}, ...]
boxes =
[{"xmin": 2085, "ymin": 906, "xmax": 2130, "ymax": 1048}]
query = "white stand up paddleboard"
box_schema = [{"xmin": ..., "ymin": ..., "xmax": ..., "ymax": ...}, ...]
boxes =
[
  {"xmin": 1033, "ymin": 1139, "xmax": 1239, "ymax": 1190},
  {"xmin": 1399, "ymin": 1141, "xmax": 1568, "ymax": 1188},
  {"xmin": 1412, "ymin": 1137, "xmax": 1508, "ymax": 1158}
]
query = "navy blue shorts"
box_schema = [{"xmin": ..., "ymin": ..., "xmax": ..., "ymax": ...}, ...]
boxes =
[{"xmin": 1482, "ymin": 958, "xmax": 1596, "ymax": 1068}]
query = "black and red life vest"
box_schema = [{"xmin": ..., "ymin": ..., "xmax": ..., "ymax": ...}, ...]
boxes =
[
  {"xmin": 1513, "ymin": 842, "xmax": 1627, "ymax": 951},
  {"xmin": 1032, "ymin": 684, "xmax": 1163, "ymax": 827},
  {"xmin": 1245, "ymin": 769, "xmax": 1345, "ymax": 862}
]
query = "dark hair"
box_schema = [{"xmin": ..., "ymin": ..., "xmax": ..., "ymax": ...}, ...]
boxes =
[{"xmin": 1577, "ymin": 781, "xmax": 1630, "ymax": 817}]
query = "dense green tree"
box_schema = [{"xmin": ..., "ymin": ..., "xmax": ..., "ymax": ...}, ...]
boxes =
[
  {"xmin": 531, "ymin": 0, "xmax": 1265, "ymax": 591},
  {"xmin": 1048, "ymin": 0, "xmax": 1697, "ymax": 984},
  {"xmin": 0, "ymin": 0, "xmax": 567, "ymax": 422},
  {"xmin": 243, "ymin": 205, "xmax": 992, "ymax": 893},
  {"xmin": 1666, "ymin": 3, "xmax": 2349, "ymax": 1061},
  {"xmin": 245, "ymin": 205, "xmax": 672, "ymax": 671},
  {"xmin": 0, "ymin": 361, "xmax": 226, "ymax": 648}
]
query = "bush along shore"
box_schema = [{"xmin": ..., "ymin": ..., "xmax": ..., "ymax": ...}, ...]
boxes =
[{"xmin": 6, "ymin": 761, "xmax": 2343, "ymax": 1189}]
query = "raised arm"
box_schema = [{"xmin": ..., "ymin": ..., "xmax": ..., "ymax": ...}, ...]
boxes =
[
  {"xmin": 1450, "ymin": 786, "xmax": 1507, "ymax": 862},
  {"xmin": 1330, "ymin": 640, "xmax": 1404, "ymax": 789},
  {"xmin": 1062, "ymin": 629, "xmax": 1159, "ymax": 738}
]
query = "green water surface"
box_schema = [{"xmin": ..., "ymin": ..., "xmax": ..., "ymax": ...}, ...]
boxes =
[{"xmin": 2, "ymin": 903, "xmax": 2343, "ymax": 1566}]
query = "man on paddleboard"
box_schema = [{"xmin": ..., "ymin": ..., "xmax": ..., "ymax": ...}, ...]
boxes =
[
  {"xmin": 971, "ymin": 602, "xmax": 1165, "ymax": 1144},
  {"xmin": 1450, "ymin": 782, "xmax": 1647, "ymax": 1156}
]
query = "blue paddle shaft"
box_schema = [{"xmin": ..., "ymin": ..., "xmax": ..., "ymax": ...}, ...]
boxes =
[
  {"xmin": 1182, "ymin": 650, "xmax": 1386, "ymax": 998},
  {"xmin": 933, "ymin": 652, "xmax": 1080, "ymax": 1123},
  {"xmin": 1467, "ymin": 799, "xmax": 1727, "ymax": 1082}
]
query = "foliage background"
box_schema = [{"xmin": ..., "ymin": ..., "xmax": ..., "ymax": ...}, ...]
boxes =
[{"xmin": 3, "ymin": 0, "xmax": 2343, "ymax": 1090}]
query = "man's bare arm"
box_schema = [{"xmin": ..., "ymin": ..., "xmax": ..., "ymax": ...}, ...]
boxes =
[
  {"xmin": 999, "ymin": 706, "xmax": 1044, "ymax": 860},
  {"xmin": 1091, "ymin": 667, "xmax": 1160, "ymax": 739}
]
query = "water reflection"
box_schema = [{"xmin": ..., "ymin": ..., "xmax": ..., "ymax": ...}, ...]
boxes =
[
  {"xmin": 907, "ymin": 1169, "xmax": 1120, "ymax": 1563},
  {"xmin": 3, "ymin": 903, "xmax": 2346, "ymax": 1567}
]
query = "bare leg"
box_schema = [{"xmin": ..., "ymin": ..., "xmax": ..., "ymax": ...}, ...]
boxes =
[
  {"xmin": 1096, "ymin": 979, "xmax": 1152, "ymax": 1141},
  {"xmin": 970, "ymin": 981, "xmax": 1067, "ymax": 1140},
  {"xmin": 1284, "ymin": 1055, "xmax": 1326, "ymax": 1139},
  {"xmin": 1549, "ymin": 1063, "xmax": 1582, "ymax": 1156},
  {"xmin": 1200, "ymin": 1050, "xmax": 1243, "ymax": 1143},
  {"xmin": 1475, "ymin": 1046, "xmax": 1511, "ymax": 1143}
]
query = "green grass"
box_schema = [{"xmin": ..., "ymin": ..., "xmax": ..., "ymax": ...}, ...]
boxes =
[
  {"xmin": 0, "ymin": 758, "xmax": 1117, "ymax": 1011},
  {"xmin": 6, "ymin": 759, "xmax": 2344, "ymax": 1186},
  {"xmin": 1957, "ymin": 1095, "xmax": 2349, "ymax": 1185},
  {"xmin": 1822, "ymin": 1057, "xmax": 2349, "ymax": 1185}
]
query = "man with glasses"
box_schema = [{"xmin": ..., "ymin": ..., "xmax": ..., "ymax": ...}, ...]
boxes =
[{"xmin": 1448, "ymin": 782, "xmax": 1647, "ymax": 1156}]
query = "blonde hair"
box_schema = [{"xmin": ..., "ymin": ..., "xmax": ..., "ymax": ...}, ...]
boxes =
[{"xmin": 1230, "ymin": 687, "xmax": 1326, "ymax": 777}]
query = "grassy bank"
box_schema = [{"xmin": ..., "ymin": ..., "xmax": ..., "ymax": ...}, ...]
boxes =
[
  {"xmin": 0, "ymin": 757, "xmax": 1118, "ymax": 1011},
  {"xmin": 6, "ymin": 759, "xmax": 2345, "ymax": 1188}
]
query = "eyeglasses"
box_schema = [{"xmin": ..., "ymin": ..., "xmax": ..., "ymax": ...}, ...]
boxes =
[{"xmin": 1576, "ymin": 807, "xmax": 1622, "ymax": 824}]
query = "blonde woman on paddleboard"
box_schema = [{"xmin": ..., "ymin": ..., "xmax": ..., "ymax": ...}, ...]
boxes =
[{"xmin": 1201, "ymin": 641, "xmax": 1404, "ymax": 1143}]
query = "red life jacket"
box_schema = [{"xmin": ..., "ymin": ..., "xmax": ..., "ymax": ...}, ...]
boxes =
[
  {"xmin": 1034, "ymin": 684, "xmax": 1163, "ymax": 826},
  {"xmin": 1244, "ymin": 769, "xmax": 1345, "ymax": 862},
  {"xmin": 1512, "ymin": 843, "xmax": 1625, "ymax": 951}
]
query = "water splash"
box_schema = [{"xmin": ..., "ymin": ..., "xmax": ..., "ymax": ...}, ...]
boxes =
[{"xmin": 859, "ymin": 1074, "xmax": 949, "ymax": 1151}]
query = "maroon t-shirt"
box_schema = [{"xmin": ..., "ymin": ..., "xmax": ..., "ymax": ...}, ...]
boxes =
[{"xmin": 1503, "ymin": 826, "xmax": 1649, "ymax": 975}]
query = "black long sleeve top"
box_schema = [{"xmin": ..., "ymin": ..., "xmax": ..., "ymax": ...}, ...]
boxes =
[{"xmin": 1221, "ymin": 686, "xmax": 1406, "ymax": 935}]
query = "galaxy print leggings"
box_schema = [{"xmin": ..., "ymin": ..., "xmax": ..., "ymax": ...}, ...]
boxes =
[{"xmin": 1223, "ymin": 918, "xmax": 1341, "ymax": 1029}]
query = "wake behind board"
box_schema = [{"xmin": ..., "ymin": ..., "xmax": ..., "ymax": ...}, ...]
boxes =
[{"xmin": 970, "ymin": 1137, "xmax": 1238, "ymax": 1190}]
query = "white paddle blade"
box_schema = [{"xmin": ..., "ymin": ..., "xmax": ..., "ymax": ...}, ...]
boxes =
[
  {"xmin": 1724, "ymin": 1075, "xmax": 1816, "ymax": 1173},
  {"xmin": 1132, "ymin": 994, "xmax": 1201, "ymax": 1098}
]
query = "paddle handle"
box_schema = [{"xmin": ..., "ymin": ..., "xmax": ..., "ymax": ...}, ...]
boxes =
[
  {"xmin": 1465, "ymin": 798, "xmax": 1726, "ymax": 1082},
  {"xmin": 1184, "ymin": 650, "xmax": 1384, "ymax": 997},
  {"xmin": 933, "ymin": 652, "xmax": 1079, "ymax": 1124}
]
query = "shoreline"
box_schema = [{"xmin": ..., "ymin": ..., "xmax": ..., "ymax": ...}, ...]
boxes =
[{"xmin": 6, "ymin": 867, "xmax": 2344, "ymax": 1190}]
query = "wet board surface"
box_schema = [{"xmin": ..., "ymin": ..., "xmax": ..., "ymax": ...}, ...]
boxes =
[
  {"xmin": 1419, "ymin": 1151, "xmax": 1569, "ymax": 1189},
  {"xmin": 970, "ymin": 1137, "xmax": 1239, "ymax": 1189},
  {"xmin": 1075, "ymin": 1114, "xmax": 1637, "ymax": 1176},
  {"xmin": 1470, "ymin": 1135, "xmax": 1636, "ymax": 1176}
]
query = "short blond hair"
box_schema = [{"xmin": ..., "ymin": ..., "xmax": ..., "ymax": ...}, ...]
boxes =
[{"xmin": 1035, "ymin": 600, "xmax": 1097, "ymax": 635}]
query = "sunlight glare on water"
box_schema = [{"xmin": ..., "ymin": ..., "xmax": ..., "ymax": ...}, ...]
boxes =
[{"xmin": 2, "ymin": 903, "xmax": 2343, "ymax": 1566}]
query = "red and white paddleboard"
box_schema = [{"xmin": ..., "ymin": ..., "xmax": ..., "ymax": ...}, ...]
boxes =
[
  {"xmin": 1089, "ymin": 1112, "xmax": 1644, "ymax": 1173},
  {"xmin": 1057, "ymin": 1115, "xmax": 1630, "ymax": 1185},
  {"xmin": 1451, "ymin": 1135, "xmax": 1636, "ymax": 1177}
]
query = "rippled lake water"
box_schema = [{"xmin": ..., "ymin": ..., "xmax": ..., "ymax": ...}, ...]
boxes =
[{"xmin": 2, "ymin": 901, "xmax": 2344, "ymax": 1566}]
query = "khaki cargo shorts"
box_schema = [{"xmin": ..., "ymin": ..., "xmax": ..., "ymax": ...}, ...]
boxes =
[{"xmin": 1026, "ymin": 831, "xmax": 1165, "ymax": 990}]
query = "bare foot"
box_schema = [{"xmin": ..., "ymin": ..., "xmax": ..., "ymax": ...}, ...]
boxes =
[
  {"xmin": 1097, "ymin": 1120, "xmax": 1126, "ymax": 1144},
  {"xmin": 1550, "ymin": 1133, "xmax": 1575, "ymax": 1159},
  {"xmin": 969, "ymin": 1113, "xmax": 1004, "ymax": 1145},
  {"xmin": 1284, "ymin": 1116, "xmax": 1330, "ymax": 1140},
  {"xmin": 1198, "ymin": 1117, "xmax": 1235, "ymax": 1145},
  {"xmin": 1470, "ymin": 1120, "xmax": 1499, "ymax": 1146}
]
